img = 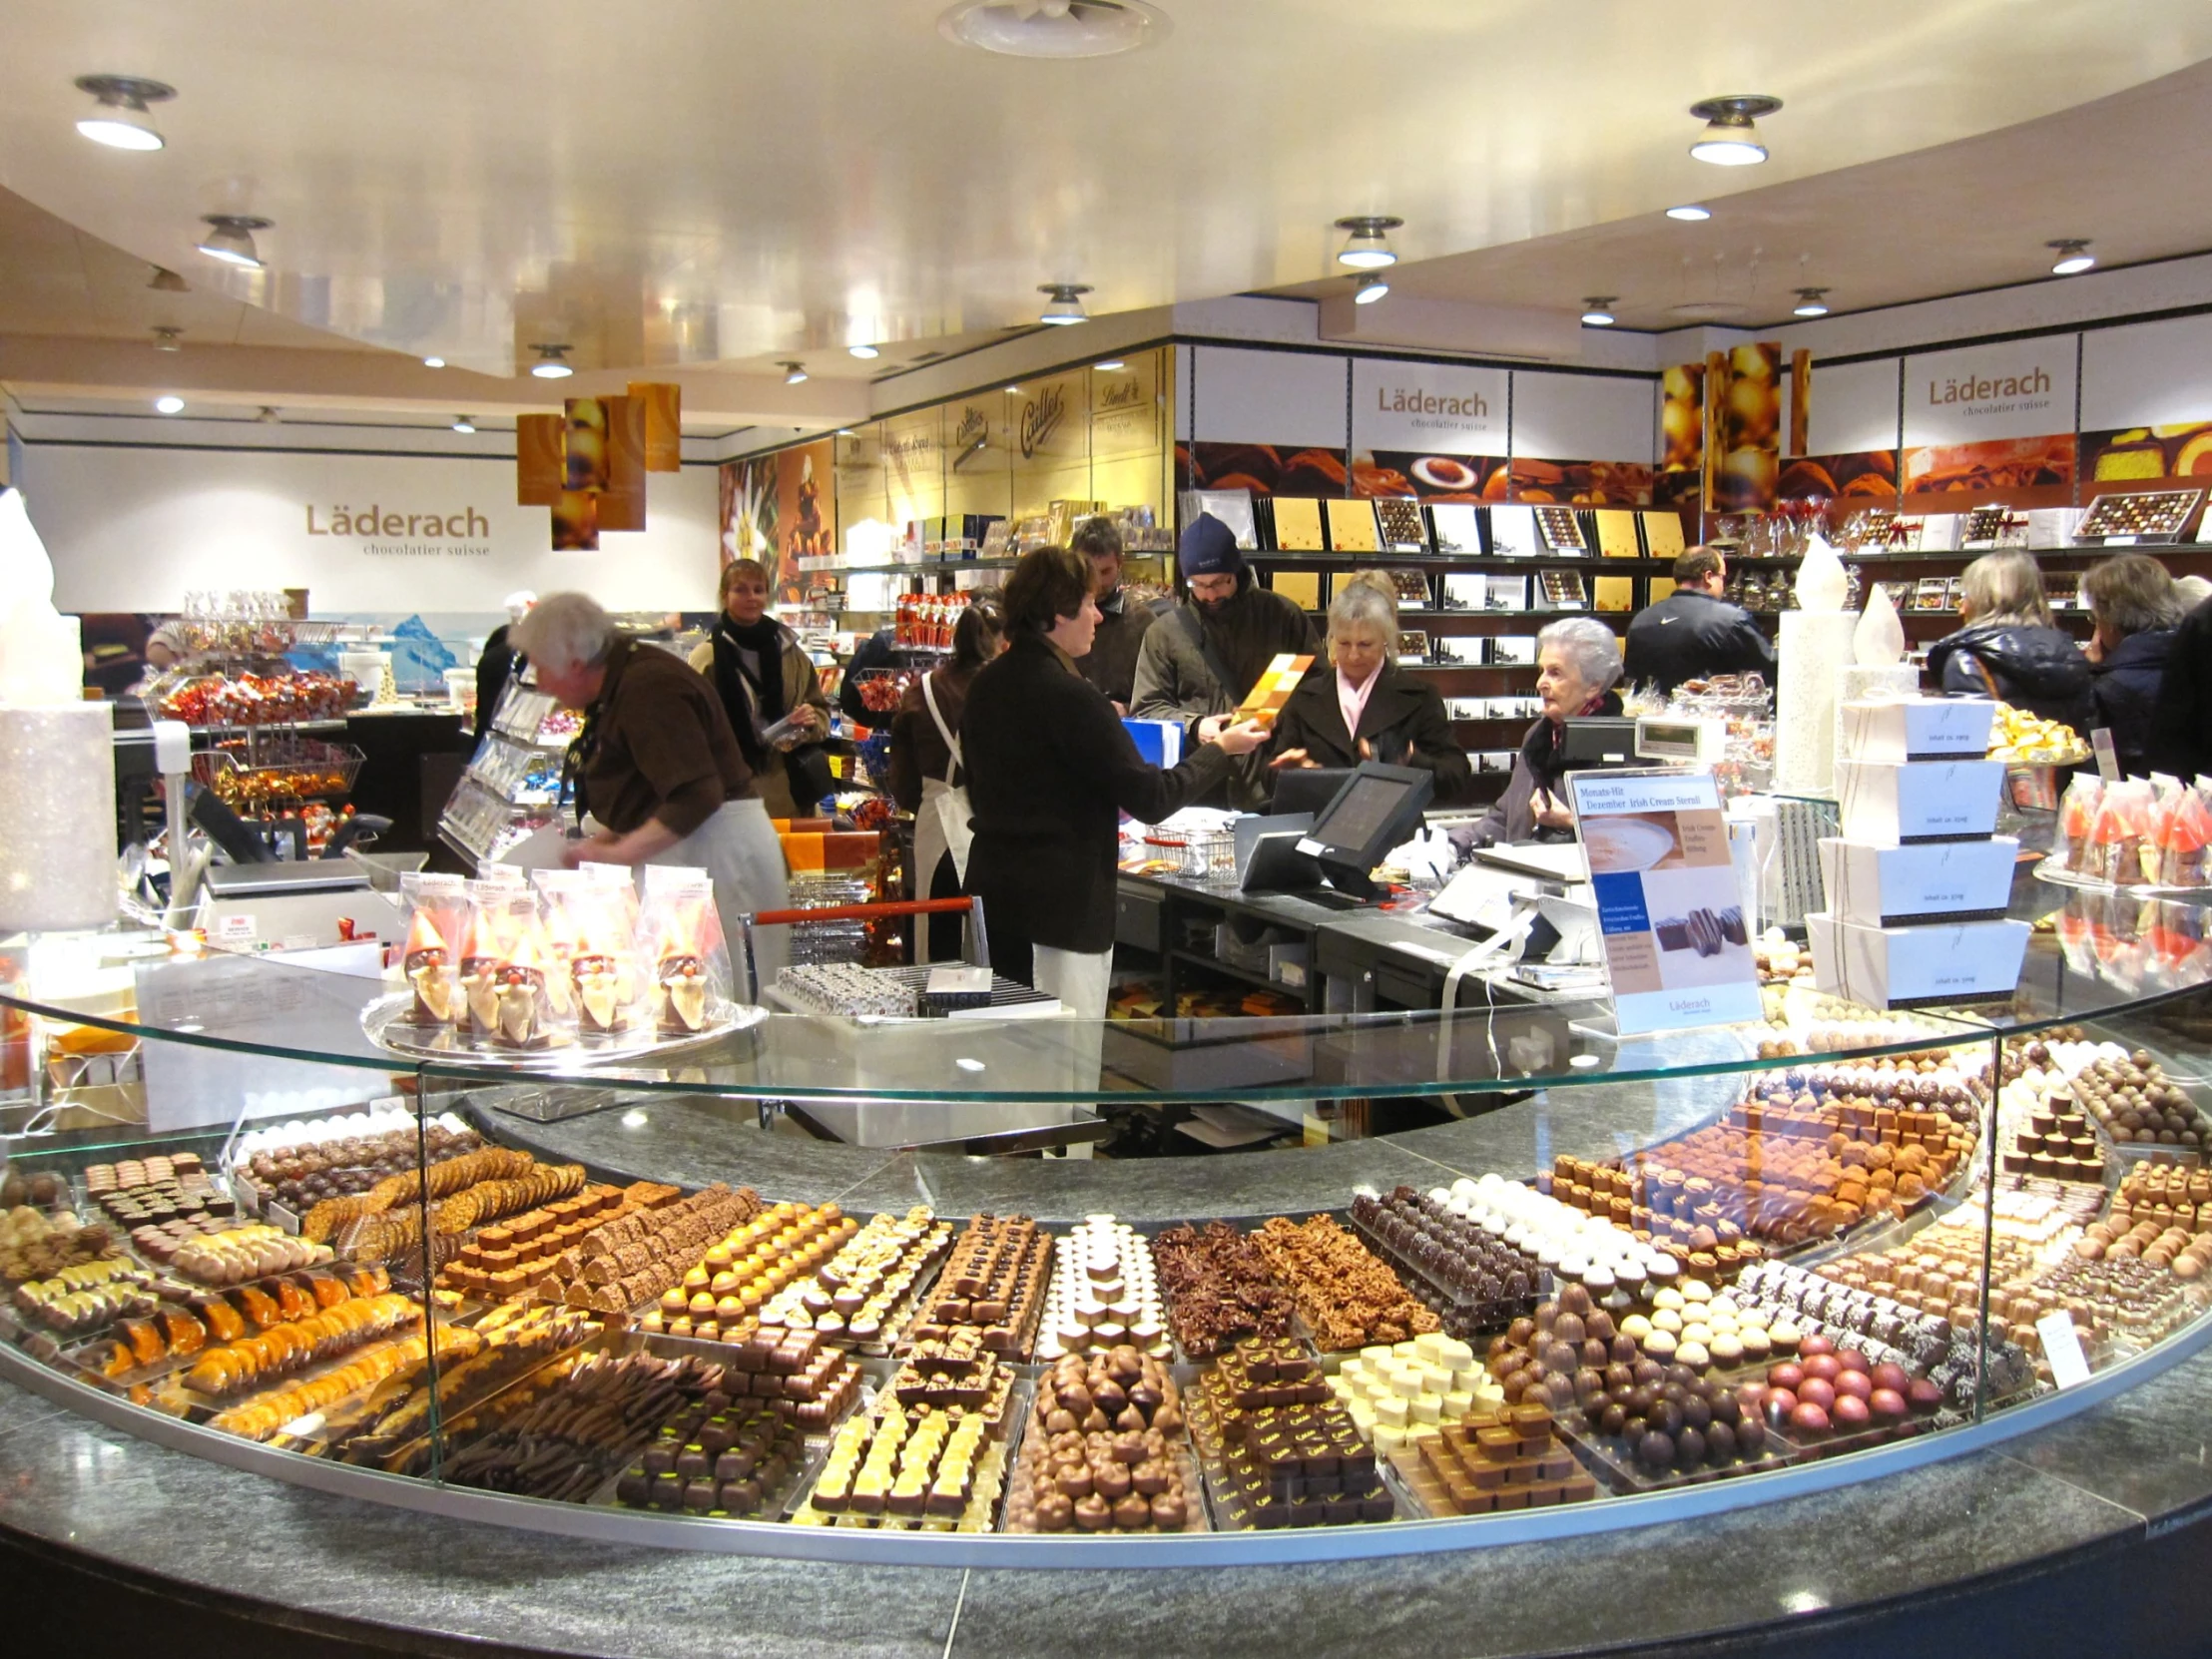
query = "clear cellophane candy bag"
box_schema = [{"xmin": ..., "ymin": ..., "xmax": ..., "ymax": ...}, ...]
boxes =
[
  {"xmin": 2088, "ymin": 780, "xmax": 2152, "ymax": 888},
  {"xmin": 572, "ymin": 862, "xmax": 651, "ymax": 1038},
  {"xmin": 532, "ymin": 869, "xmax": 600, "ymax": 1028},
  {"xmin": 397, "ymin": 871, "xmax": 469, "ymax": 1028},
  {"xmin": 638, "ymin": 865, "xmax": 731, "ymax": 1038},
  {"xmin": 2054, "ymin": 773, "xmax": 2101, "ymax": 875},
  {"xmin": 2161, "ymin": 782, "xmax": 2212, "ymax": 888},
  {"xmin": 477, "ymin": 888, "xmax": 567, "ymax": 1051}
]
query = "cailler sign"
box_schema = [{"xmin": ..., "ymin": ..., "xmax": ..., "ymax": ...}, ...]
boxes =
[{"xmin": 1017, "ymin": 381, "xmax": 1068, "ymax": 460}]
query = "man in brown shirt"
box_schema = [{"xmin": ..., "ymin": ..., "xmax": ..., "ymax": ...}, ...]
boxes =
[{"xmin": 509, "ymin": 594, "xmax": 789, "ymax": 994}]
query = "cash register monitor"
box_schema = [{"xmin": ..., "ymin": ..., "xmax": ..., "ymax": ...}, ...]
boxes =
[
  {"xmin": 1269, "ymin": 766, "xmax": 1355, "ymax": 818},
  {"xmin": 1296, "ymin": 762, "xmax": 1434, "ymax": 901},
  {"xmin": 1560, "ymin": 716, "xmax": 1640, "ymax": 772}
]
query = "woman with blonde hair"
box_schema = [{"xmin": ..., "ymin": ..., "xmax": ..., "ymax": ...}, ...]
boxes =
[
  {"xmin": 1926, "ymin": 551, "xmax": 2091, "ymax": 730},
  {"xmin": 1264, "ymin": 573, "xmax": 1472, "ymax": 804},
  {"xmin": 687, "ymin": 558, "xmax": 834, "ymax": 819}
]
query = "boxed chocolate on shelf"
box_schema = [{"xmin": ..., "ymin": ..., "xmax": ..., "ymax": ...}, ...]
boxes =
[
  {"xmin": 1836, "ymin": 759, "xmax": 2005, "ymax": 843},
  {"xmin": 1817, "ymin": 836, "xmax": 2020, "ymax": 926},
  {"xmin": 1805, "ymin": 912, "xmax": 2031, "ymax": 1008}
]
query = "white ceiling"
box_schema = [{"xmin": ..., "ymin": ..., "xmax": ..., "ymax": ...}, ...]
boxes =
[
  {"xmin": 2, "ymin": 0, "xmax": 2209, "ymax": 382},
  {"xmin": 1276, "ymin": 58, "xmax": 2212, "ymax": 331}
]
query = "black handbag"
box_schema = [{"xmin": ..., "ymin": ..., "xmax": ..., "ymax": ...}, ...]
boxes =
[{"xmin": 785, "ymin": 743, "xmax": 836, "ymax": 812}]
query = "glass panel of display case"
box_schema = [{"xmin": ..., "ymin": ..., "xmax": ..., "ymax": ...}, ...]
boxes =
[{"xmin": 4, "ymin": 870, "xmax": 2212, "ymax": 1555}]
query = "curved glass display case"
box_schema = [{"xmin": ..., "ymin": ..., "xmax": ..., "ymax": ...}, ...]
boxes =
[{"xmin": 4, "ymin": 867, "xmax": 2212, "ymax": 1564}]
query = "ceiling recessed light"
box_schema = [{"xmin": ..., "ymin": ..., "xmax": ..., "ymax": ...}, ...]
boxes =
[
  {"xmin": 73, "ymin": 74, "xmax": 174, "ymax": 151},
  {"xmin": 1792, "ymin": 287, "xmax": 1831, "ymax": 318},
  {"xmin": 452, "ymin": 415, "xmax": 476, "ymax": 434},
  {"xmin": 2048, "ymin": 239, "xmax": 2096, "ymax": 276},
  {"xmin": 1665, "ymin": 204, "xmax": 1713, "ymax": 222},
  {"xmin": 1038, "ymin": 283, "xmax": 1092, "ymax": 325},
  {"xmin": 783, "ymin": 360, "xmax": 809, "ymax": 384},
  {"xmin": 1005, "ymin": 385, "xmax": 1021, "ymax": 395},
  {"xmin": 1335, "ymin": 215, "xmax": 1402, "ymax": 270},
  {"xmin": 528, "ymin": 344, "xmax": 574, "ymax": 378},
  {"xmin": 835, "ymin": 428, "xmax": 856, "ymax": 436},
  {"xmin": 1580, "ymin": 296, "xmax": 1618, "ymax": 327},
  {"xmin": 938, "ymin": 0, "xmax": 1169, "ymax": 59},
  {"xmin": 195, "ymin": 214, "xmax": 272, "ymax": 269},
  {"xmin": 1688, "ymin": 95, "xmax": 1780, "ymax": 166},
  {"xmin": 147, "ymin": 266, "xmax": 188, "ymax": 292},
  {"xmin": 423, "ymin": 355, "xmax": 445, "ymax": 368},
  {"xmin": 1093, "ymin": 360, "xmax": 1126, "ymax": 371},
  {"xmin": 847, "ymin": 343, "xmax": 880, "ymax": 359},
  {"xmin": 1354, "ymin": 276, "xmax": 1389, "ymax": 305},
  {"xmin": 154, "ymin": 395, "xmax": 184, "ymax": 415},
  {"xmin": 150, "ymin": 325, "xmax": 182, "ymax": 352}
]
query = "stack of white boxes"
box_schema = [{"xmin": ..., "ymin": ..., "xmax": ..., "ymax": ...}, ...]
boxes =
[{"xmin": 1807, "ymin": 697, "xmax": 2030, "ymax": 1008}]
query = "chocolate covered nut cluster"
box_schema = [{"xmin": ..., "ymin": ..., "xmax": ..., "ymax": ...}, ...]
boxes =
[
  {"xmin": 1150, "ymin": 1220, "xmax": 1295, "ymax": 1359},
  {"xmin": 1249, "ymin": 1214, "xmax": 1438, "ymax": 1351}
]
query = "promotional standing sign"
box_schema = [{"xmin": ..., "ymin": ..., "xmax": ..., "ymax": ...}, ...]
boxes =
[{"xmin": 1566, "ymin": 768, "xmax": 1763, "ymax": 1036}]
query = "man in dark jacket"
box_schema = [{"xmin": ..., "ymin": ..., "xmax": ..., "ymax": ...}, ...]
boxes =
[
  {"xmin": 1071, "ymin": 516, "xmax": 1154, "ymax": 712},
  {"xmin": 1131, "ymin": 512, "xmax": 1317, "ymax": 805},
  {"xmin": 1622, "ymin": 547, "xmax": 1773, "ymax": 694},
  {"xmin": 2154, "ymin": 592, "xmax": 2212, "ymax": 779}
]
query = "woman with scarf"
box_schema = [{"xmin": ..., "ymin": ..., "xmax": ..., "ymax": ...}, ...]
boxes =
[
  {"xmin": 1471, "ymin": 616, "xmax": 1624, "ymax": 844},
  {"xmin": 688, "ymin": 559, "xmax": 834, "ymax": 820}
]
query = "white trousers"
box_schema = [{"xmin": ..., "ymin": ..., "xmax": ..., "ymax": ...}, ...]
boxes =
[
  {"xmin": 1032, "ymin": 944, "xmax": 1111, "ymax": 1021},
  {"xmin": 645, "ymin": 798, "xmax": 790, "ymax": 1001}
]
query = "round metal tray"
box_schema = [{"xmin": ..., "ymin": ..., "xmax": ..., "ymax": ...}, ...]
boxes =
[{"xmin": 360, "ymin": 991, "xmax": 767, "ymax": 1069}]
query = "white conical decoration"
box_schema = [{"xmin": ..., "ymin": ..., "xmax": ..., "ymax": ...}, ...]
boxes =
[
  {"xmin": 1853, "ymin": 580, "xmax": 1908, "ymax": 667},
  {"xmin": 1794, "ymin": 533, "xmax": 1850, "ymax": 614},
  {"xmin": 0, "ymin": 488, "xmax": 84, "ymax": 708}
]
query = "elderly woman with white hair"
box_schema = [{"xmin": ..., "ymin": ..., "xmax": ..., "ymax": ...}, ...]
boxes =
[
  {"xmin": 509, "ymin": 592, "xmax": 789, "ymax": 995},
  {"xmin": 1265, "ymin": 573, "xmax": 1473, "ymax": 804},
  {"xmin": 1470, "ymin": 615, "xmax": 1625, "ymax": 844}
]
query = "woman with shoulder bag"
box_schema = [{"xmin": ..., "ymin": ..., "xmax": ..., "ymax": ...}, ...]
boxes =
[
  {"xmin": 688, "ymin": 559, "xmax": 835, "ymax": 820},
  {"xmin": 961, "ymin": 546, "xmax": 1268, "ymax": 1018},
  {"xmin": 888, "ymin": 594, "xmax": 1005, "ymax": 962}
]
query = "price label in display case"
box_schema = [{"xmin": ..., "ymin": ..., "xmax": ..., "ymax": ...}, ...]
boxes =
[{"xmin": 1566, "ymin": 768, "xmax": 1763, "ymax": 1037}]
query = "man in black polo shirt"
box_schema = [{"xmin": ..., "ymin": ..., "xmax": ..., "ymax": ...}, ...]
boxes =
[{"xmin": 1623, "ymin": 545, "xmax": 1774, "ymax": 695}]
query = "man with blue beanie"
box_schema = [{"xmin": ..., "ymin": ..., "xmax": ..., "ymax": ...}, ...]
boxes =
[{"xmin": 1132, "ymin": 511, "xmax": 1318, "ymax": 807}]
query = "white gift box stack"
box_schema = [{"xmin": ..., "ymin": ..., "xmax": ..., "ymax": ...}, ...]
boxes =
[{"xmin": 1807, "ymin": 697, "xmax": 2030, "ymax": 1009}]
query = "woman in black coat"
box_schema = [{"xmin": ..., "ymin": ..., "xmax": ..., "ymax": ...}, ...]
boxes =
[
  {"xmin": 1926, "ymin": 551, "xmax": 2093, "ymax": 733},
  {"xmin": 2083, "ymin": 552, "xmax": 2183, "ymax": 777},
  {"xmin": 960, "ymin": 545, "xmax": 1268, "ymax": 1016},
  {"xmin": 1267, "ymin": 574, "xmax": 1474, "ymax": 806}
]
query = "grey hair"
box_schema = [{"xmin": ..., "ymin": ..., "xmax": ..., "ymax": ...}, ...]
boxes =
[
  {"xmin": 1959, "ymin": 550, "xmax": 2052, "ymax": 629},
  {"xmin": 1537, "ymin": 616, "xmax": 1624, "ymax": 691},
  {"xmin": 1327, "ymin": 575, "xmax": 1397, "ymax": 640},
  {"xmin": 2084, "ymin": 552, "xmax": 2184, "ymax": 639},
  {"xmin": 508, "ymin": 591, "xmax": 616, "ymax": 672},
  {"xmin": 2178, "ymin": 574, "xmax": 2212, "ymax": 611}
]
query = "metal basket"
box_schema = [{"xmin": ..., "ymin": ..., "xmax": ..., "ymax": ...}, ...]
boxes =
[{"xmin": 192, "ymin": 737, "xmax": 365, "ymax": 809}]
